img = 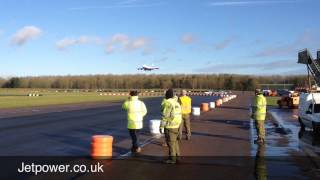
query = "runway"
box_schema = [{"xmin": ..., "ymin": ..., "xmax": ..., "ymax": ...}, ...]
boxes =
[
  {"xmin": 1, "ymin": 92, "xmax": 319, "ymax": 179},
  {"xmin": 0, "ymin": 95, "xmax": 218, "ymax": 156}
]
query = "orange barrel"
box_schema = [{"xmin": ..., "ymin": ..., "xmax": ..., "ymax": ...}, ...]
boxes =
[
  {"xmin": 91, "ymin": 135, "xmax": 113, "ymax": 159},
  {"xmin": 215, "ymin": 99, "xmax": 222, "ymax": 107},
  {"xmin": 201, "ymin": 103, "xmax": 209, "ymax": 112}
]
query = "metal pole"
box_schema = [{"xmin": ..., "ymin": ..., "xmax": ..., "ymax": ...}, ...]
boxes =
[{"xmin": 307, "ymin": 64, "xmax": 311, "ymax": 91}]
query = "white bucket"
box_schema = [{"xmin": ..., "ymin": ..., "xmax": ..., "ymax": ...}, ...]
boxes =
[
  {"xmin": 209, "ymin": 102, "xmax": 215, "ymax": 109},
  {"xmin": 149, "ymin": 120, "xmax": 161, "ymax": 136},
  {"xmin": 192, "ymin": 107, "xmax": 201, "ymax": 116}
]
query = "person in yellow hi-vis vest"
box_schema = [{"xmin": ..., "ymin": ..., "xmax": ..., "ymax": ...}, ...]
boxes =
[
  {"xmin": 178, "ymin": 89, "xmax": 192, "ymax": 140},
  {"xmin": 160, "ymin": 89, "xmax": 182, "ymax": 164},
  {"xmin": 122, "ymin": 90, "xmax": 147, "ymax": 153},
  {"xmin": 251, "ymin": 89, "xmax": 267, "ymax": 144}
]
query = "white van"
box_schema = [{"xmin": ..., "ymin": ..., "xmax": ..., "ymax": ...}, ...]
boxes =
[{"xmin": 298, "ymin": 93, "xmax": 320, "ymax": 137}]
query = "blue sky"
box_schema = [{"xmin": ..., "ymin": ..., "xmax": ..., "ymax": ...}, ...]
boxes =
[{"xmin": 0, "ymin": 0, "xmax": 319, "ymax": 76}]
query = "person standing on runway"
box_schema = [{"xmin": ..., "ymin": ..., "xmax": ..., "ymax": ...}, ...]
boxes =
[
  {"xmin": 178, "ymin": 89, "xmax": 192, "ymax": 140},
  {"xmin": 251, "ymin": 89, "xmax": 267, "ymax": 144},
  {"xmin": 122, "ymin": 90, "xmax": 147, "ymax": 153},
  {"xmin": 160, "ymin": 89, "xmax": 182, "ymax": 164}
]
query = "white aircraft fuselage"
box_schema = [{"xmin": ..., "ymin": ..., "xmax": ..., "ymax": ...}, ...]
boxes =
[{"xmin": 138, "ymin": 65, "xmax": 159, "ymax": 71}]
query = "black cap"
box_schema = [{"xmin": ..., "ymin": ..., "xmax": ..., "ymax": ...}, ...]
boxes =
[
  {"xmin": 129, "ymin": 90, "xmax": 138, "ymax": 96},
  {"xmin": 165, "ymin": 89, "xmax": 174, "ymax": 99}
]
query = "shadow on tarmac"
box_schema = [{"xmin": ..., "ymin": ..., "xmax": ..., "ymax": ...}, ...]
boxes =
[
  {"xmin": 200, "ymin": 119, "xmax": 251, "ymax": 130},
  {"xmin": 219, "ymin": 106, "xmax": 250, "ymax": 111},
  {"xmin": 192, "ymin": 131, "xmax": 248, "ymax": 141}
]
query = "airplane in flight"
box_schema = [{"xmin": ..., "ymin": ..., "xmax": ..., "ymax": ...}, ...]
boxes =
[{"xmin": 137, "ymin": 64, "xmax": 159, "ymax": 71}]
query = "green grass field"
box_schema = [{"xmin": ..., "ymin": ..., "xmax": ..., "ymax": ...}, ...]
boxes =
[
  {"xmin": 0, "ymin": 89, "xmax": 129, "ymax": 109},
  {"xmin": 266, "ymin": 96, "xmax": 280, "ymax": 106}
]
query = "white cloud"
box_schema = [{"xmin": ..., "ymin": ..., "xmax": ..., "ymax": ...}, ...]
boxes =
[
  {"xmin": 181, "ymin": 33, "xmax": 197, "ymax": 44},
  {"xmin": 254, "ymin": 45, "xmax": 293, "ymax": 57},
  {"xmin": 127, "ymin": 37, "xmax": 149, "ymax": 50},
  {"xmin": 254, "ymin": 30, "xmax": 319, "ymax": 57},
  {"xmin": 68, "ymin": 1, "xmax": 164, "ymax": 11},
  {"xmin": 118, "ymin": 0, "xmax": 139, "ymax": 5},
  {"xmin": 56, "ymin": 33, "xmax": 152, "ymax": 55},
  {"xmin": 196, "ymin": 59, "xmax": 300, "ymax": 72},
  {"xmin": 215, "ymin": 37, "xmax": 237, "ymax": 50},
  {"xmin": 164, "ymin": 48, "xmax": 176, "ymax": 54},
  {"xmin": 142, "ymin": 47, "xmax": 153, "ymax": 56},
  {"xmin": 105, "ymin": 34, "xmax": 151, "ymax": 54},
  {"xmin": 195, "ymin": 59, "xmax": 301, "ymax": 74},
  {"xmin": 56, "ymin": 36, "xmax": 102, "ymax": 50},
  {"xmin": 253, "ymin": 39, "xmax": 264, "ymax": 45},
  {"xmin": 111, "ymin": 33, "xmax": 129, "ymax": 45},
  {"xmin": 105, "ymin": 44, "xmax": 114, "ymax": 54},
  {"xmin": 11, "ymin": 26, "xmax": 42, "ymax": 46},
  {"xmin": 209, "ymin": 0, "xmax": 299, "ymax": 7}
]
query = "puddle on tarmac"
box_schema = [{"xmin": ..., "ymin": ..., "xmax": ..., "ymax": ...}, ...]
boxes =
[
  {"xmin": 252, "ymin": 108, "xmax": 320, "ymax": 156},
  {"xmin": 250, "ymin": 108, "xmax": 320, "ymax": 179}
]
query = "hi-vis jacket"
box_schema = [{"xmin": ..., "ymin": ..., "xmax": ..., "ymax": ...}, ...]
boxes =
[
  {"xmin": 160, "ymin": 98, "xmax": 182, "ymax": 129},
  {"xmin": 252, "ymin": 94, "xmax": 267, "ymax": 121},
  {"xmin": 179, "ymin": 95, "xmax": 192, "ymax": 114},
  {"xmin": 122, "ymin": 96, "xmax": 147, "ymax": 129}
]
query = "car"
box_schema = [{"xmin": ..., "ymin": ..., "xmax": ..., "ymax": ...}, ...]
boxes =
[
  {"xmin": 277, "ymin": 89, "xmax": 289, "ymax": 96},
  {"xmin": 262, "ymin": 89, "xmax": 271, "ymax": 96}
]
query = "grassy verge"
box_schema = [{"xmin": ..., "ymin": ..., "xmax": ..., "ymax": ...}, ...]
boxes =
[
  {"xmin": 266, "ymin": 96, "xmax": 280, "ymax": 107},
  {"xmin": 0, "ymin": 92, "xmax": 129, "ymax": 109}
]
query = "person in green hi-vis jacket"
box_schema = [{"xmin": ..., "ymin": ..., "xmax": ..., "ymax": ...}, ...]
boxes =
[
  {"xmin": 122, "ymin": 90, "xmax": 147, "ymax": 153},
  {"xmin": 251, "ymin": 89, "xmax": 267, "ymax": 144}
]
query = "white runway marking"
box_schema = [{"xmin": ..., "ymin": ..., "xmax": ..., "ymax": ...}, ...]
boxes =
[{"xmin": 117, "ymin": 136, "xmax": 159, "ymax": 159}]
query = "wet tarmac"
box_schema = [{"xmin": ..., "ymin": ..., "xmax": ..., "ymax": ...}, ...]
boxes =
[
  {"xmin": 1, "ymin": 93, "xmax": 320, "ymax": 179},
  {"xmin": 250, "ymin": 107, "xmax": 320, "ymax": 179},
  {"xmin": 269, "ymin": 108, "xmax": 320, "ymax": 155}
]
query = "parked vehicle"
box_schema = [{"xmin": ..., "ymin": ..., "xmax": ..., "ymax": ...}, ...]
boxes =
[
  {"xmin": 277, "ymin": 89, "xmax": 289, "ymax": 96},
  {"xmin": 277, "ymin": 91, "xmax": 300, "ymax": 109},
  {"xmin": 298, "ymin": 93, "xmax": 320, "ymax": 138},
  {"xmin": 297, "ymin": 49, "xmax": 320, "ymax": 140},
  {"xmin": 270, "ymin": 90, "xmax": 278, "ymax": 96},
  {"xmin": 262, "ymin": 89, "xmax": 271, "ymax": 96}
]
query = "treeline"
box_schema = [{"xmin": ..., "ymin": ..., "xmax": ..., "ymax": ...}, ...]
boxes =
[{"xmin": 0, "ymin": 74, "xmax": 308, "ymax": 90}]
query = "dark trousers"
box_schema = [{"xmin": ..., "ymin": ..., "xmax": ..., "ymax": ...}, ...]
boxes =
[
  {"xmin": 128, "ymin": 129, "xmax": 140, "ymax": 151},
  {"xmin": 164, "ymin": 128, "xmax": 180, "ymax": 161}
]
